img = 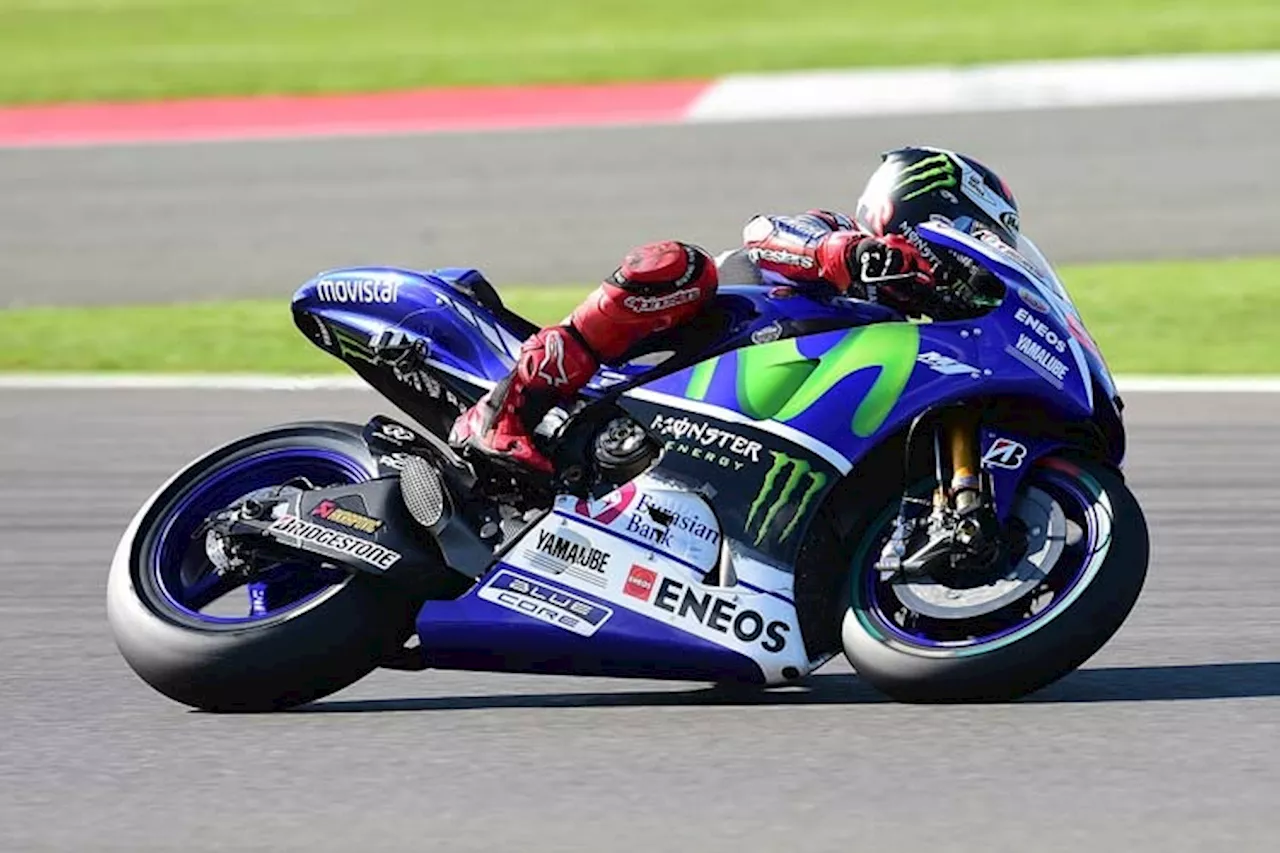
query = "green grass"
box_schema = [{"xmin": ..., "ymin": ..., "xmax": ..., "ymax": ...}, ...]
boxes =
[
  {"xmin": 1, "ymin": 258, "xmax": 1276, "ymax": 374},
  {"xmin": 2, "ymin": 0, "xmax": 1278, "ymax": 104},
  {"xmin": 0, "ymin": 287, "xmax": 592, "ymax": 374}
]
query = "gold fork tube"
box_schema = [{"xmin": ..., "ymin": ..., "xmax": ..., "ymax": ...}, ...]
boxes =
[{"xmin": 944, "ymin": 407, "xmax": 981, "ymax": 510}]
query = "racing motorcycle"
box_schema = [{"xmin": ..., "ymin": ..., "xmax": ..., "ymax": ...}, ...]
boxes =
[{"xmin": 108, "ymin": 221, "xmax": 1148, "ymax": 710}]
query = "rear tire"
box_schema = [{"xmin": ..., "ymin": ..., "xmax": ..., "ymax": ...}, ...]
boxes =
[
  {"xmin": 840, "ymin": 458, "xmax": 1148, "ymax": 702},
  {"xmin": 108, "ymin": 422, "xmax": 421, "ymax": 712}
]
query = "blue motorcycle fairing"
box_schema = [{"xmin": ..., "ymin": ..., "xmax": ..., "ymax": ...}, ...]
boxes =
[
  {"xmin": 635, "ymin": 307, "xmax": 1096, "ymax": 479},
  {"xmin": 293, "ymin": 266, "xmax": 521, "ymax": 391},
  {"xmin": 293, "ymin": 230, "xmax": 1118, "ymax": 458},
  {"xmin": 625, "ymin": 225, "xmax": 1121, "ymax": 476},
  {"xmin": 286, "ymin": 233, "xmax": 1130, "ymax": 685},
  {"xmin": 917, "ymin": 221, "xmax": 1119, "ymax": 409},
  {"xmin": 414, "ymin": 565, "xmax": 767, "ymax": 683},
  {"xmin": 292, "ymin": 239, "xmax": 1124, "ymax": 551},
  {"xmin": 582, "ymin": 285, "xmax": 901, "ymax": 393},
  {"xmin": 605, "ymin": 226, "xmax": 1126, "ymax": 541},
  {"xmin": 922, "ymin": 220, "xmax": 1125, "ymax": 464},
  {"xmin": 293, "ymin": 264, "xmax": 907, "ymax": 407}
]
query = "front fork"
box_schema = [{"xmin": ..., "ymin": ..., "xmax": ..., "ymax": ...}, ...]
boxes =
[
  {"xmin": 939, "ymin": 406, "xmax": 982, "ymax": 513},
  {"xmin": 879, "ymin": 404, "xmax": 1001, "ymax": 575}
]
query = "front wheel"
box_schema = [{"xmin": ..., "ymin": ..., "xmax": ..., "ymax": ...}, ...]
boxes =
[
  {"xmin": 841, "ymin": 457, "xmax": 1148, "ymax": 702},
  {"xmin": 108, "ymin": 422, "xmax": 422, "ymax": 712}
]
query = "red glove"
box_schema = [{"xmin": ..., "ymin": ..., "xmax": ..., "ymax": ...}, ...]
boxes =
[
  {"xmin": 847, "ymin": 235, "xmax": 936, "ymax": 310},
  {"xmin": 744, "ymin": 213, "xmax": 936, "ymax": 311}
]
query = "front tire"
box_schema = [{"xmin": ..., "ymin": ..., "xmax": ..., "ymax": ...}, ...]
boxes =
[
  {"xmin": 108, "ymin": 422, "xmax": 421, "ymax": 712},
  {"xmin": 840, "ymin": 457, "xmax": 1148, "ymax": 702}
]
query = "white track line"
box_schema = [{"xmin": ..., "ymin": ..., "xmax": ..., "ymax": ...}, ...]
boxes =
[
  {"xmin": 0, "ymin": 374, "xmax": 369, "ymax": 391},
  {"xmin": 687, "ymin": 53, "xmax": 1280, "ymax": 122},
  {"xmin": 1113, "ymin": 376, "xmax": 1280, "ymax": 393},
  {"xmin": 0, "ymin": 374, "xmax": 1278, "ymax": 393}
]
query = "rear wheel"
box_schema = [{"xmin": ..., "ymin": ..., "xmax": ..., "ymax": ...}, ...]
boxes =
[
  {"xmin": 840, "ymin": 457, "xmax": 1148, "ymax": 702},
  {"xmin": 108, "ymin": 422, "xmax": 422, "ymax": 712}
]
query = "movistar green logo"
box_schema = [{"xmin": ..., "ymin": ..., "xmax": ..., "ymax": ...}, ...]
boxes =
[
  {"xmin": 745, "ymin": 452, "xmax": 827, "ymax": 547},
  {"xmin": 686, "ymin": 323, "xmax": 919, "ymax": 439},
  {"xmin": 893, "ymin": 153, "xmax": 957, "ymax": 202}
]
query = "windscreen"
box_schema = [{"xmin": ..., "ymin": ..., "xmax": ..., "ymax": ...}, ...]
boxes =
[
  {"xmin": 1011, "ymin": 233, "xmax": 1073, "ymax": 307},
  {"xmin": 919, "ymin": 217, "xmax": 1074, "ymax": 311}
]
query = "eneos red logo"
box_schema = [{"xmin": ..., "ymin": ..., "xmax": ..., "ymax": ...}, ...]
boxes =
[{"xmin": 624, "ymin": 565, "xmax": 658, "ymax": 601}]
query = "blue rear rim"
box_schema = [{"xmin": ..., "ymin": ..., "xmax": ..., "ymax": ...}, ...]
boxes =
[
  {"xmin": 145, "ymin": 445, "xmax": 372, "ymax": 628},
  {"xmin": 853, "ymin": 461, "xmax": 1111, "ymax": 656}
]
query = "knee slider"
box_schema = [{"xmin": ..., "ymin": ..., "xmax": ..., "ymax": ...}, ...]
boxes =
[{"xmin": 610, "ymin": 240, "xmax": 716, "ymax": 298}]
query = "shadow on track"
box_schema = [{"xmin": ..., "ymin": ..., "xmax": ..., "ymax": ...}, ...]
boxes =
[
  {"xmin": 1026, "ymin": 661, "xmax": 1280, "ymax": 704},
  {"xmin": 294, "ymin": 661, "xmax": 1280, "ymax": 713}
]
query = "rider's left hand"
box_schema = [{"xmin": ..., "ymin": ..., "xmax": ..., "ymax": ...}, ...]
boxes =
[{"xmin": 850, "ymin": 235, "xmax": 936, "ymax": 308}]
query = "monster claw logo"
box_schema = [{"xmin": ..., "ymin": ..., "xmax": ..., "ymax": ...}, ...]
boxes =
[
  {"xmin": 745, "ymin": 452, "xmax": 828, "ymax": 547},
  {"xmin": 331, "ymin": 325, "xmax": 378, "ymax": 364},
  {"xmin": 893, "ymin": 153, "xmax": 958, "ymax": 202}
]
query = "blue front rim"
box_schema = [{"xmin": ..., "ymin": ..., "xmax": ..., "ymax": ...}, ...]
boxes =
[
  {"xmin": 148, "ymin": 447, "xmax": 372, "ymax": 625},
  {"xmin": 857, "ymin": 464, "xmax": 1105, "ymax": 652}
]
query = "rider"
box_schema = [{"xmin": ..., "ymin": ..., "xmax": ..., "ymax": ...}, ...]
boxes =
[{"xmin": 450, "ymin": 146, "xmax": 1021, "ymax": 475}]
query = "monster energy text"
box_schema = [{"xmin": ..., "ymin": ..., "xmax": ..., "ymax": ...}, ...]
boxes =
[
  {"xmin": 651, "ymin": 414, "xmax": 763, "ymax": 471},
  {"xmin": 744, "ymin": 451, "xmax": 828, "ymax": 547},
  {"xmin": 893, "ymin": 153, "xmax": 958, "ymax": 202}
]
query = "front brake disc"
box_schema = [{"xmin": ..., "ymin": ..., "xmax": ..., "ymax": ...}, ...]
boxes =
[{"xmin": 890, "ymin": 486, "xmax": 1067, "ymax": 620}]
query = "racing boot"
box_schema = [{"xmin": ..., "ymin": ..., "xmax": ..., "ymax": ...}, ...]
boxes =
[
  {"xmin": 450, "ymin": 240, "xmax": 718, "ymax": 476},
  {"xmin": 449, "ymin": 325, "xmax": 598, "ymax": 475}
]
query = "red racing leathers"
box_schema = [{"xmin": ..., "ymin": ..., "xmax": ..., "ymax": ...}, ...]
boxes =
[
  {"xmin": 450, "ymin": 240, "xmax": 720, "ymax": 473},
  {"xmin": 743, "ymin": 209, "xmax": 932, "ymax": 306},
  {"xmin": 450, "ymin": 214, "xmax": 933, "ymax": 473}
]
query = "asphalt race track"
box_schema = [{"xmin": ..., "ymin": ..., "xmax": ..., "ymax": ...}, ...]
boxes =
[
  {"xmin": 0, "ymin": 387, "xmax": 1276, "ymax": 852},
  {"xmin": 3, "ymin": 99, "xmax": 1280, "ymax": 307}
]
